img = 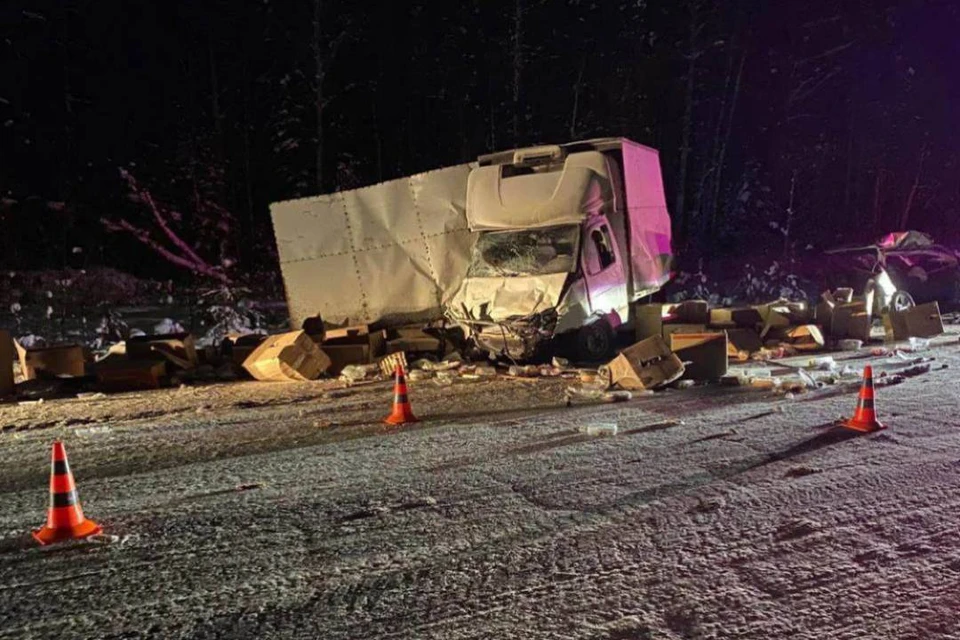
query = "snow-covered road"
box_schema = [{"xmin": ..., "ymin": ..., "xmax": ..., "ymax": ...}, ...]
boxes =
[{"xmin": 1, "ymin": 331, "xmax": 959, "ymax": 639}]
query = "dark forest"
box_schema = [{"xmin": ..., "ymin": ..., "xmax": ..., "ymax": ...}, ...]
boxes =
[{"xmin": 3, "ymin": 0, "xmax": 958, "ymax": 282}]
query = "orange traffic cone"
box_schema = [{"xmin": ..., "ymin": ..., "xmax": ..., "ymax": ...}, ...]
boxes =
[
  {"xmin": 839, "ymin": 365, "xmax": 885, "ymax": 433},
  {"xmin": 32, "ymin": 441, "xmax": 102, "ymax": 545},
  {"xmin": 384, "ymin": 364, "xmax": 419, "ymax": 425}
]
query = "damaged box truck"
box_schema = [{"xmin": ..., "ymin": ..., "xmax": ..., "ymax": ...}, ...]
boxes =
[{"xmin": 269, "ymin": 137, "xmax": 673, "ymax": 361}]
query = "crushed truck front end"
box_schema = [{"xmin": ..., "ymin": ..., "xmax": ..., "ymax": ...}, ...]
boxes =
[{"xmin": 447, "ymin": 138, "xmax": 673, "ymax": 361}]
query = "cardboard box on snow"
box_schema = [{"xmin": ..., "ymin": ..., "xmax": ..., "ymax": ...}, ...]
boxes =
[
  {"xmin": 883, "ymin": 302, "xmax": 944, "ymax": 342},
  {"xmin": 127, "ymin": 333, "xmax": 198, "ymax": 370},
  {"xmin": 832, "ymin": 302, "xmax": 871, "ymax": 342},
  {"xmin": 14, "ymin": 342, "xmax": 86, "ymax": 380},
  {"xmin": 726, "ymin": 328, "xmax": 764, "ymax": 360},
  {"xmin": 322, "ymin": 325, "xmax": 386, "ymax": 374},
  {"xmin": 634, "ymin": 300, "xmax": 709, "ymax": 341},
  {"xmin": 783, "ymin": 325, "xmax": 825, "ymax": 351},
  {"xmin": 222, "ymin": 333, "xmax": 268, "ymax": 367},
  {"xmin": 600, "ymin": 335, "xmax": 684, "ymax": 390},
  {"xmin": 243, "ymin": 331, "xmax": 331, "ymax": 381},
  {"xmin": 662, "ymin": 323, "xmax": 707, "ymax": 343},
  {"xmin": 95, "ymin": 356, "xmax": 167, "ymax": 391},
  {"xmin": 709, "ymin": 307, "xmax": 763, "ymax": 329},
  {"xmin": 670, "ymin": 332, "xmax": 728, "ymax": 381},
  {"xmin": 0, "ymin": 330, "xmax": 13, "ymax": 397}
]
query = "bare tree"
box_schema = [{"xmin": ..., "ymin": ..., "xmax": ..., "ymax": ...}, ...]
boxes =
[
  {"xmin": 311, "ymin": 0, "xmax": 348, "ymax": 193},
  {"xmin": 101, "ymin": 170, "xmax": 231, "ymax": 283},
  {"xmin": 511, "ymin": 0, "xmax": 524, "ymax": 145},
  {"xmin": 899, "ymin": 142, "xmax": 929, "ymax": 230},
  {"xmin": 674, "ymin": 0, "xmax": 705, "ymax": 242}
]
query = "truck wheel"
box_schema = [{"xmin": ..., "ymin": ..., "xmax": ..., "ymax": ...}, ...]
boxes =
[{"xmin": 575, "ymin": 319, "xmax": 614, "ymax": 363}]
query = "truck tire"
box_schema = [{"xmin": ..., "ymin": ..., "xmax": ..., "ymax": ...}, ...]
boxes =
[{"xmin": 575, "ymin": 319, "xmax": 615, "ymax": 363}]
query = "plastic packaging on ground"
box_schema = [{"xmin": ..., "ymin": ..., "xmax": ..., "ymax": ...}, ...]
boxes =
[
  {"xmin": 579, "ymin": 422, "xmax": 619, "ymax": 436},
  {"xmin": 838, "ymin": 339, "xmax": 863, "ymax": 351}
]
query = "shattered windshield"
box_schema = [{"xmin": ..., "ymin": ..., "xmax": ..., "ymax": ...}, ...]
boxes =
[{"xmin": 467, "ymin": 225, "xmax": 580, "ymax": 277}]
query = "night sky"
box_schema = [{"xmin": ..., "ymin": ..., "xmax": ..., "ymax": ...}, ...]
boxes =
[{"xmin": 2, "ymin": 0, "xmax": 958, "ymax": 278}]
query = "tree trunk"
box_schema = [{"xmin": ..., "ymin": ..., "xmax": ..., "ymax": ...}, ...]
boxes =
[
  {"xmin": 872, "ymin": 167, "xmax": 884, "ymax": 228},
  {"xmin": 675, "ymin": 0, "xmax": 701, "ymax": 244},
  {"xmin": 569, "ymin": 59, "xmax": 586, "ymax": 140},
  {"xmin": 511, "ymin": 0, "xmax": 523, "ymax": 145},
  {"xmin": 312, "ymin": 0, "xmax": 325, "ymax": 193},
  {"xmin": 707, "ymin": 48, "xmax": 745, "ymax": 238},
  {"xmin": 899, "ymin": 144, "xmax": 928, "ymax": 230}
]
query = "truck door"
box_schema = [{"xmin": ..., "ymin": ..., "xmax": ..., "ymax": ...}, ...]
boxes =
[{"xmin": 581, "ymin": 217, "xmax": 628, "ymax": 319}]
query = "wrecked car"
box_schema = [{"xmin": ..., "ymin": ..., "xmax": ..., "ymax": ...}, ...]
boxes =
[
  {"xmin": 268, "ymin": 137, "xmax": 673, "ymax": 362},
  {"xmin": 824, "ymin": 231, "xmax": 960, "ymax": 312}
]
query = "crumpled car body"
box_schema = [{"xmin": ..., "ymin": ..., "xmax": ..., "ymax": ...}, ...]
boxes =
[{"xmin": 824, "ymin": 231, "xmax": 960, "ymax": 306}]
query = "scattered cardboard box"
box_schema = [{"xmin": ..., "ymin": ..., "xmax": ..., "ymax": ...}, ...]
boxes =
[
  {"xmin": 386, "ymin": 326, "xmax": 444, "ymax": 355},
  {"xmin": 127, "ymin": 333, "xmax": 198, "ymax": 370},
  {"xmin": 815, "ymin": 291, "xmax": 837, "ymax": 334},
  {"xmin": 662, "ymin": 323, "xmax": 708, "ymax": 343},
  {"xmin": 726, "ymin": 328, "xmax": 764, "ymax": 360},
  {"xmin": 600, "ymin": 335, "xmax": 684, "ymax": 390},
  {"xmin": 322, "ymin": 325, "xmax": 386, "ymax": 374},
  {"xmin": 709, "ymin": 307, "xmax": 763, "ymax": 329},
  {"xmin": 634, "ymin": 304, "xmax": 667, "ymax": 341},
  {"xmin": 783, "ymin": 325, "xmax": 825, "ymax": 351},
  {"xmin": 832, "ymin": 301, "xmax": 871, "ymax": 342},
  {"xmin": 0, "ymin": 330, "xmax": 13, "ymax": 397},
  {"xmin": 672, "ymin": 300, "xmax": 710, "ymax": 325},
  {"xmin": 757, "ymin": 300, "xmax": 813, "ymax": 338},
  {"xmin": 635, "ymin": 300, "xmax": 709, "ymax": 341},
  {"xmin": 222, "ymin": 333, "xmax": 268, "ymax": 367},
  {"xmin": 670, "ymin": 332, "xmax": 728, "ymax": 381},
  {"xmin": 14, "ymin": 342, "xmax": 86, "ymax": 380},
  {"xmin": 884, "ymin": 302, "xmax": 944, "ymax": 342},
  {"xmin": 95, "ymin": 357, "xmax": 167, "ymax": 391},
  {"xmin": 243, "ymin": 330, "xmax": 332, "ymax": 382}
]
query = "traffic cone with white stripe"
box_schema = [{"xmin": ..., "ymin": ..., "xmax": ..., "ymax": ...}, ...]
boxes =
[
  {"xmin": 384, "ymin": 364, "xmax": 419, "ymax": 425},
  {"xmin": 32, "ymin": 441, "xmax": 102, "ymax": 545},
  {"xmin": 839, "ymin": 365, "xmax": 885, "ymax": 433}
]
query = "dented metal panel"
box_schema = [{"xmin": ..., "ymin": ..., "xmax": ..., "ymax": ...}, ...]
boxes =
[{"xmin": 270, "ymin": 164, "xmax": 475, "ymax": 329}]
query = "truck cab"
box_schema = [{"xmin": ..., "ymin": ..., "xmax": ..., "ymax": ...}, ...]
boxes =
[{"xmin": 448, "ymin": 138, "xmax": 673, "ymax": 360}]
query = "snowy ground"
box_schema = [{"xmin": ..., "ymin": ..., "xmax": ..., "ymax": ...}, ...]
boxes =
[{"xmin": 1, "ymin": 329, "xmax": 960, "ymax": 639}]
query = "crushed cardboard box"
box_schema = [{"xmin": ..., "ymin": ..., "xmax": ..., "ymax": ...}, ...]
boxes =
[
  {"xmin": 0, "ymin": 330, "xmax": 13, "ymax": 397},
  {"xmin": 884, "ymin": 302, "xmax": 944, "ymax": 341},
  {"xmin": 709, "ymin": 307, "xmax": 763, "ymax": 329},
  {"xmin": 385, "ymin": 326, "xmax": 449, "ymax": 356},
  {"xmin": 14, "ymin": 342, "xmax": 87, "ymax": 380},
  {"xmin": 94, "ymin": 356, "xmax": 167, "ymax": 391},
  {"xmin": 726, "ymin": 328, "xmax": 764, "ymax": 361},
  {"xmin": 600, "ymin": 335, "xmax": 684, "ymax": 390},
  {"xmin": 783, "ymin": 325, "xmax": 825, "ymax": 351},
  {"xmin": 322, "ymin": 325, "xmax": 386, "ymax": 374},
  {"xmin": 757, "ymin": 299, "xmax": 814, "ymax": 339},
  {"xmin": 221, "ymin": 333, "xmax": 268, "ymax": 367},
  {"xmin": 634, "ymin": 300, "xmax": 710, "ymax": 341},
  {"xmin": 662, "ymin": 323, "xmax": 708, "ymax": 343},
  {"xmin": 127, "ymin": 333, "xmax": 199, "ymax": 370},
  {"xmin": 243, "ymin": 330, "xmax": 332, "ymax": 382},
  {"xmin": 670, "ymin": 332, "xmax": 728, "ymax": 381}
]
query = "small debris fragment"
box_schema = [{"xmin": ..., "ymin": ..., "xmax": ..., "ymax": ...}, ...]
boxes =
[
  {"xmin": 837, "ymin": 339, "xmax": 863, "ymax": 351},
  {"xmin": 579, "ymin": 422, "xmax": 618, "ymax": 436},
  {"xmin": 75, "ymin": 392, "xmax": 107, "ymax": 400}
]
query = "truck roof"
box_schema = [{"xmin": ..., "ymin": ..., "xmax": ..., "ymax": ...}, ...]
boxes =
[{"xmin": 476, "ymin": 137, "xmax": 658, "ymax": 167}]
